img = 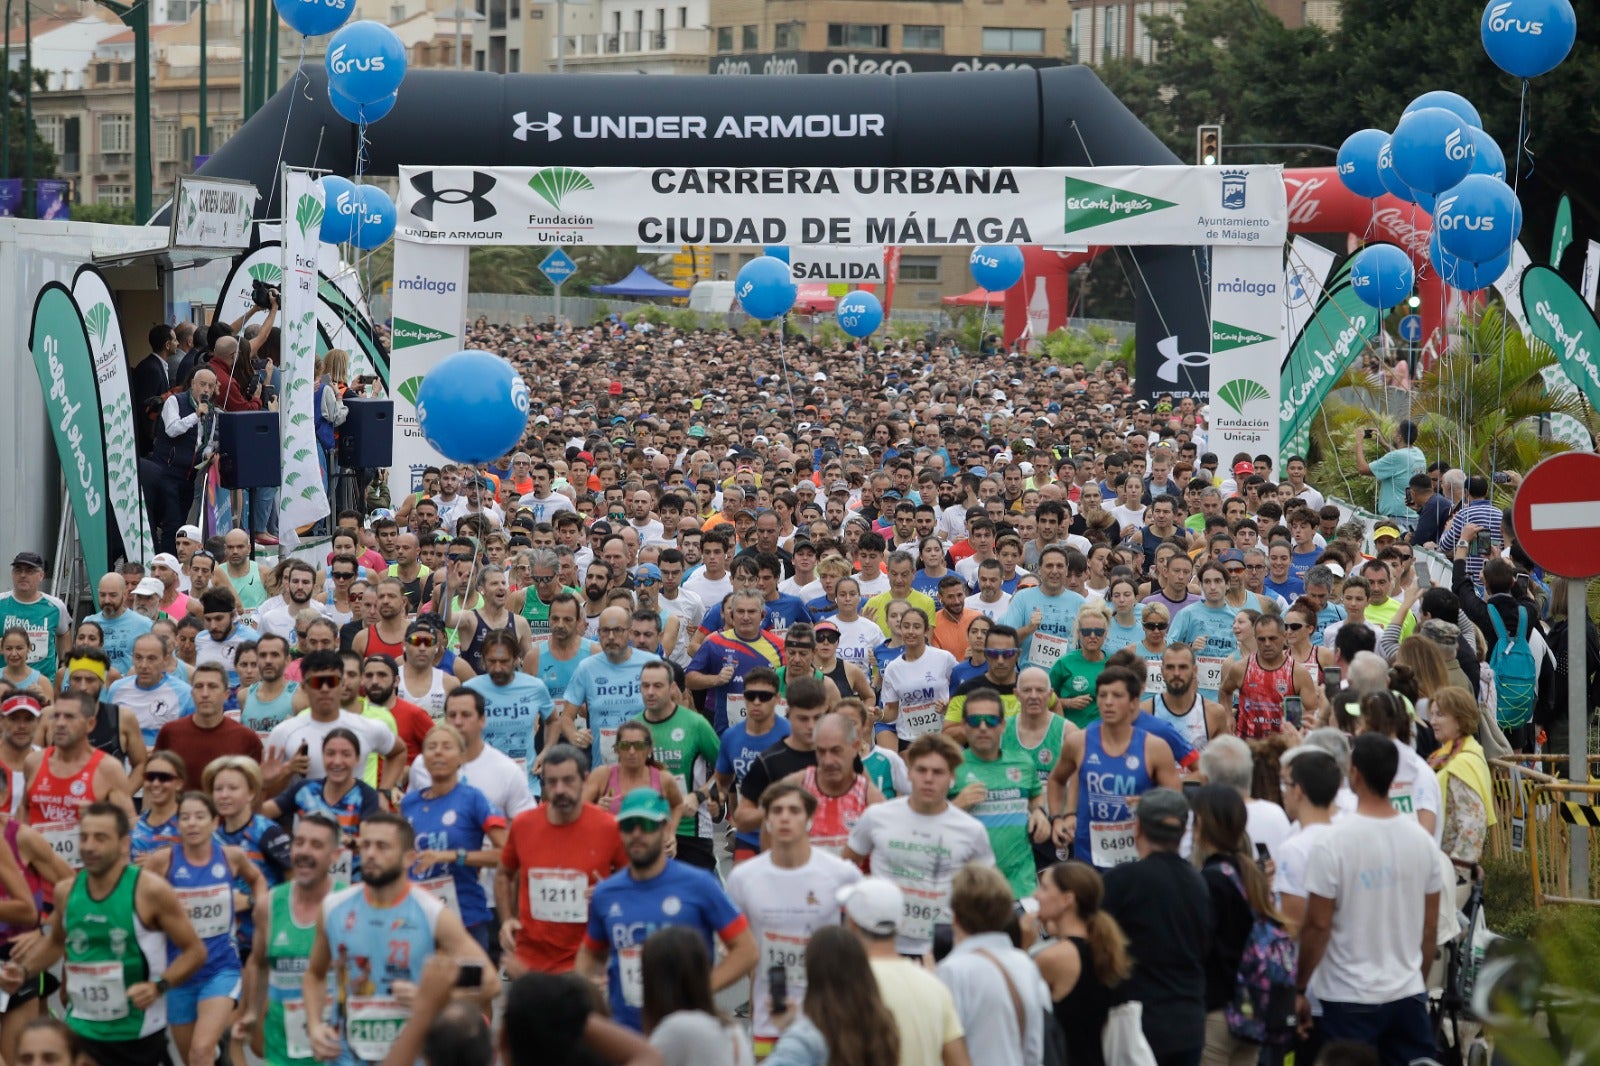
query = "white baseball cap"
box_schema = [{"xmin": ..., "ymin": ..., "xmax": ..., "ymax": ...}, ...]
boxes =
[
  {"xmin": 150, "ymin": 553, "xmax": 182, "ymax": 573},
  {"xmin": 133, "ymin": 577, "xmax": 163, "ymax": 597},
  {"xmin": 837, "ymin": 878, "xmax": 904, "ymax": 937},
  {"xmin": 176, "ymin": 525, "xmax": 202, "ymax": 542}
]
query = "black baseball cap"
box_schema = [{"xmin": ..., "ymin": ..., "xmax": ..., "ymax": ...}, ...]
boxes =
[{"xmin": 10, "ymin": 552, "xmax": 44, "ymax": 570}]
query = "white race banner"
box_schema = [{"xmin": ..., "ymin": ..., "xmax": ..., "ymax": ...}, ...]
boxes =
[
  {"xmin": 1282, "ymin": 236, "xmax": 1337, "ymax": 359},
  {"xmin": 1209, "ymin": 245, "xmax": 1283, "ymax": 463},
  {"xmin": 278, "ymin": 170, "xmax": 332, "ymax": 547},
  {"xmin": 788, "ymin": 245, "xmax": 884, "ymax": 283},
  {"xmin": 71, "ymin": 267, "xmax": 153, "ymax": 564},
  {"xmin": 388, "ymin": 240, "xmax": 468, "ymax": 496},
  {"xmin": 397, "ymin": 165, "xmax": 1287, "ymax": 248},
  {"xmin": 1582, "ymin": 240, "xmax": 1600, "ymax": 310},
  {"xmin": 170, "ymin": 176, "xmax": 258, "ymax": 250}
]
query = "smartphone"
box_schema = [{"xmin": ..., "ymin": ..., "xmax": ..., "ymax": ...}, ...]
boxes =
[
  {"xmin": 1282, "ymin": 696, "xmax": 1303, "ymax": 729},
  {"xmin": 1255, "ymin": 842, "xmax": 1271, "ymax": 870},
  {"xmin": 298, "ymin": 741, "xmax": 310, "ymax": 757},
  {"xmin": 1473, "ymin": 530, "xmax": 1492, "ymax": 557},
  {"xmin": 1364, "ymin": 428, "xmax": 1377, "ymax": 440},
  {"xmin": 1323, "ymin": 666, "xmax": 1341, "ymax": 690},
  {"xmin": 767, "ymin": 965, "xmax": 788, "ymax": 1014},
  {"xmin": 1416, "ymin": 565, "xmax": 1432, "ymax": 590},
  {"xmin": 1182, "ymin": 778, "xmax": 1203, "ymax": 797},
  {"xmin": 931, "ymin": 922, "xmax": 954, "ymax": 963},
  {"xmin": 1492, "ymin": 471, "xmax": 1512, "ymax": 485},
  {"xmin": 456, "ymin": 963, "xmax": 483, "ymax": 989}
]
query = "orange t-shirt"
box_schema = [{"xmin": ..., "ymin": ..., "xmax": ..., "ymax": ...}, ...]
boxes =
[{"xmin": 500, "ymin": 802, "xmax": 629, "ymax": 973}]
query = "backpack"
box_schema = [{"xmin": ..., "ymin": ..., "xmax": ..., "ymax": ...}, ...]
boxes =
[
  {"xmin": 1487, "ymin": 605, "xmax": 1538, "ymax": 730},
  {"xmin": 1218, "ymin": 862, "xmax": 1299, "ymax": 1046}
]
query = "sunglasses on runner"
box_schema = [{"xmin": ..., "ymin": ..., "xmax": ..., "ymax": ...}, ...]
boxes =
[
  {"xmin": 616, "ymin": 740, "xmax": 651, "ymax": 752},
  {"xmin": 965, "ymin": 714, "xmax": 1003, "ymax": 729},
  {"xmin": 815, "ymin": 633, "xmax": 840, "ymax": 644},
  {"xmin": 1285, "ymin": 622, "xmax": 1308, "ymax": 632},
  {"xmin": 618, "ymin": 819, "xmax": 660, "ymax": 835},
  {"xmin": 743, "ymin": 690, "xmax": 777, "ymax": 702},
  {"xmin": 1143, "ymin": 622, "xmax": 1168, "ymax": 631},
  {"xmin": 303, "ymin": 674, "xmax": 341, "ymax": 690},
  {"xmin": 985, "ymin": 648, "xmax": 1018, "ymax": 660},
  {"xmin": 406, "ymin": 634, "xmax": 437, "ymax": 647},
  {"xmin": 331, "ymin": 571, "xmax": 356, "ymax": 580},
  {"xmin": 1079, "ymin": 628, "xmax": 1106, "ymax": 638},
  {"xmin": 144, "ymin": 771, "xmax": 181, "ymax": 784},
  {"xmin": 448, "ymin": 552, "xmax": 475, "ymax": 563}
]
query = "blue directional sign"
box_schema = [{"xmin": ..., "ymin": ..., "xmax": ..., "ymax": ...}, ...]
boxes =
[
  {"xmin": 540, "ymin": 248, "xmax": 577, "ymax": 286},
  {"xmin": 1398, "ymin": 314, "xmax": 1423, "ymax": 343}
]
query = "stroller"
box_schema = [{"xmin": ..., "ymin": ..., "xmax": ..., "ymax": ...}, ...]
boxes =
[{"xmin": 1429, "ymin": 871, "xmax": 1495, "ymax": 1066}]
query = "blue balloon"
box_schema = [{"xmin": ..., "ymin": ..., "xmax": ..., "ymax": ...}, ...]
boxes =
[
  {"xmin": 1434, "ymin": 175, "xmax": 1521, "ymax": 264},
  {"xmin": 1481, "ymin": 0, "xmax": 1576, "ymax": 78},
  {"xmin": 1431, "ymin": 232, "xmax": 1512, "ymax": 292},
  {"xmin": 1467, "ymin": 128, "xmax": 1507, "ymax": 181},
  {"xmin": 969, "ymin": 245, "xmax": 1024, "ymax": 292},
  {"xmin": 330, "ymin": 88, "xmax": 397, "ymax": 125},
  {"xmin": 318, "ymin": 175, "xmax": 359, "ymax": 244},
  {"xmin": 1389, "ymin": 107, "xmax": 1476, "ymax": 194},
  {"xmin": 275, "ymin": 0, "xmax": 353, "ymax": 37},
  {"xmin": 1349, "ymin": 244, "xmax": 1415, "ymax": 311},
  {"xmin": 1337, "ymin": 129, "xmax": 1390, "ymax": 199},
  {"xmin": 416, "ymin": 351, "xmax": 531, "ymax": 465},
  {"xmin": 1402, "ymin": 91, "xmax": 1482, "ymax": 130},
  {"xmin": 326, "ymin": 21, "xmax": 406, "ymax": 105},
  {"xmin": 735, "ymin": 256, "xmax": 797, "ymax": 320},
  {"xmin": 763, "ymin": 245, "xmax": 790, "ymax": 263},
  {"xmin": 1377, "ymin": 139, "xmax": 1419, "ymax": 205},
  {"xmin": 835, "ymin": 291, "xmax": 884, "ymax": 339},
  {"xmin": 350, "ymin": 185, "xmax": 396, "ymax": 250}
]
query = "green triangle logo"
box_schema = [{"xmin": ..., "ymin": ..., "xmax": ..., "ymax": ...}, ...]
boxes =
[
  {"xmin": 1062, "ymin": 176, "xmax": 1178, "ymax": 233},
  {"xmin": 397, "ymin": 376, "xmax": 426, "ymax": 405},
  {"xmin": 392, "ymin": 317, "xmax": 451, "ymax": 349},
  {"xmin": 1210, "ymin": 319, "xmax": 1271, "ymax": 352}
]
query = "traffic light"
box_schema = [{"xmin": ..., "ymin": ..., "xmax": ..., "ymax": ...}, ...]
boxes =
[{"xmin": 1196, "ymin": 124, "xmax": 1222, "ymax": 166}]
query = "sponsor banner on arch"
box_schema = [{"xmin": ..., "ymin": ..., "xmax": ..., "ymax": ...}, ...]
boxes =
[
  {"xmin": 278, "ymin": 169, "xmax": 332, "ymax": 546},
  {"xmin": 1208, "ymin": 245, "xmax": 1283, "ymax": 465},
  {"xmin": 388, "ymin": 239, "xmax": 468, "ymax": 496},
  {"xmin": 1278, "ymin": 258, "xmax": 1382, "ymax": 462},
  {"xmin": 396, "ymin": 164, "xmax": 1287, "ymax": 249}
]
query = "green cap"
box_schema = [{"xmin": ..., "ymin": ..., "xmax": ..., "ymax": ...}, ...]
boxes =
[{"xmin": 616, "ymin": 788, "xmax": 671, "ymax": 824}]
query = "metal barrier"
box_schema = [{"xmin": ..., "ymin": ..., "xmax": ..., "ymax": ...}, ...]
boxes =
[{"xmin": 1526, "ymin": 781, "xmax": 1600, "ymax": 907}]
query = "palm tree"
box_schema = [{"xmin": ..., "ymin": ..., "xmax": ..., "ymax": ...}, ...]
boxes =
[{"xmin": 1308, "ymin": 305, "xmax": 1596, "ymax": 511}]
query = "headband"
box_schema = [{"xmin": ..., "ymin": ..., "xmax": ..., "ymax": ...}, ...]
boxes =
[
  {"xmin": 68, "ymin": 657, "xmax": 107, "ymax": 681},
  {"xmin": 0, "ymin": 694, "xmax": 41, "ymax": 717}
]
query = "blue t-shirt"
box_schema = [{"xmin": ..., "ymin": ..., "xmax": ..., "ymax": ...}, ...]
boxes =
[
  {"xmin": 804, "ymin": 597, "xmax": 838, "ymax": 622},
  {"xmin": 685, "ymin": 633, "xmax": 782, "ymax": 734},
  {"xmin": 463, "ymin": 673, "xmax": 555, "ymax": 770},
  {"xmin": 1289, "ymin": 549, "xmax": 1322, "ymax": 581},
  {"xmin": 1001, "ymin": 587, "xmax": 1087, "ymax": 671},
  {"xmin": 85, "ymin": 610, "xmax": 154, "ymax": 673},
  {"xmin": 584, "ymin": 861, "xmax": 748, "ymax": 1032},
  {"xmin": 1314, "ymin": 603, "xmax": 1348, "ymax": 647},
  {"xmin": 911, "ymin": 571, "xmax": 945, "ymax": 597},
  {"xmin": 1264, "ymin": 574, "xmax": 1305, "ymax": 603},
  {"xmin": 1167, "ymin": 603, "xmax": 1240, "ymax": 697},
  {"xmin": 401, "ymin": 780, "xmax": 506, "ymax": 928},
  {"xmin": 565, "ymin": 649, "xmax": 659, "ymax": 763},
  {"xmin": 167, "ymin": 840, "xmax": 241, "ymax": 977},
  {"xmin": 950, "ymin": 659, "xmax": 988, "ymax": 689},
  {"xmin": 271, "ymin": 778, "xmax": 381, "ymax": 882},
  {"xmin": 107, "ymin": 673, "xmax": 195, "ymax": 746},
  {"xmin": 715, "ymin": 718, "xmax": 791, "ymax": 786},
  {"xmin": 323, "ymin": 883, "xmax": 445, "ymax": 1063},
  {"xmin": 699, "ymin": 595, "xmax": 811, "ymax": 640},
  {"xmin": 240, "ymin": 680, "xmax": 300, "ymax": 739},
  {"xmin": 1105, "ymin": 607, "xmax": 1144, "ymax": 654},
  {"xmin": 131, "ymin": 809, "xmax": 179, "ymax": 858}
]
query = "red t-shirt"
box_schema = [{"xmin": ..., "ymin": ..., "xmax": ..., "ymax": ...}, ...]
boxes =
[
  {"xmin": 500, "ymin": 803, "xmax": 628, "ymax": 973},
  {"xmin": 153, "ymin": 715, "xmax": 265, "ymax": 790},
  {"xmin": 387, "ymin": 698, "xmax": 436, "ymax": 762}
]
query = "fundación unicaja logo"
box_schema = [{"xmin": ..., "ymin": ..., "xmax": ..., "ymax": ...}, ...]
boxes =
[
  {"xmin": 527, "ymin": 167, "xmax": 595, "ymax": 213},
  {"xmin": 397, "ymin": 376, "xmax": 426, "ymax": 406},
  {"xmin": 1062, "ymin": 175, "xmax": 1177, "ymax": 233},
  {"xmin": 1216, "ymin": 378, "xmax": 1271, "ymax": 416},
  {"xmin": 295, "ymin": 194, "xmax": 324, "ymax": 238}
]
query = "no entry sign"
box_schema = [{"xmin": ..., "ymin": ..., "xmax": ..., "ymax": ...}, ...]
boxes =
[{"xmin": 1513, "ymin": 452, "xmax": 1600, "ymax": 579}]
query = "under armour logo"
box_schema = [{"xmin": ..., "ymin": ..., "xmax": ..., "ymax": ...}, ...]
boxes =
[
  {"xmin": 512, "ymin": 111, "xmax": 562, "ymax": 142},
  {"xmin": 408, "ymin": 171, "xmax": 498, "ymax": 222},
  {"xmin": 1155, "ymin": 335, "xmax": 1211, "ymax": 383}
]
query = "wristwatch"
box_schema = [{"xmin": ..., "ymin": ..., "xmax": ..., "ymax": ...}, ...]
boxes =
[
  {"xmin": 456, "ymin": 849, "xmax": 468, "ymax": 867},
  {"xmin": 155, "ymin": 977, "xmax": 170, "ymax": 995}
]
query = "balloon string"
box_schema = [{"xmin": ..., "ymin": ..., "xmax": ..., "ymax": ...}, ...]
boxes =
[{"xmin": 265, "ymin": 37, "xmax": 311, "ymax": 220}]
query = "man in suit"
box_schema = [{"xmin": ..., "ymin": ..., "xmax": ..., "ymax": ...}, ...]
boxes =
[
  {"xmin": 171, "ymin": 321, "xmax": 203, "ymax": 387},
  {"xmin": 132, "ymin": 323, "xmax": 179, "ymax": 455}
]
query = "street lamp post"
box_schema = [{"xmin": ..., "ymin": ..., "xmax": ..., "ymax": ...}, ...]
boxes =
[
  {"xmin": 96, "ymin": 0, "xmax": 151, "ymax": 220},
  {"xmin": 199, "ymin": 0, "xmax": 208, "ymax": 157}
]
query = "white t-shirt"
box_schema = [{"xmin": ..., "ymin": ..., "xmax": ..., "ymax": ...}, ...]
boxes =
[
  {"xmin": 1245, "ymin": 798, "xmax": 1293, "ymax": 862},
  {"xmin": 724, "ymin": 850, "xmax": 862, "ymax": 1041},
  {"xmin": 1274, "ymin": 821, "xmax": 1334, "ymax": 903},
  {"xmin": 682, "ymin": 571, "xmax": 733, "ymax": 608},
  {"xmin": 855, "ymin": 572, "xmax": 890, "ymax": 598},
  {"xmin": 965, "ymin": 591, "xmax": 1012, "ymax": 622},
  {"xmin": 514, "ymin": 491, "xmax": 575, "ymax": 524},
  {"xmin": 1388, "ymin": 739, "xmax": 1444, "ymax": 844},
  {"xmin": 409, "ymin": 743, "xmax": 536, "ymax": 818},
  {"xmin": 1303, "ymin": 812, "xmax": 1444, "ymax": 1004},
  {"xmin": 881, "ymin": 648, "xmax": 958, "ymax": 742},
  {"xmin": 659, "ymin": 589, "xmax": 706, "ymax": 666},
  {"xmin": 778, "ymin": 577, "xmax": 822, "ymax": 602},
  {"xmin": 255, "ymin": 597, "xmax": 330, "ymax": 641},
  {"xmin": 1110, "ymin": 504, "xmax": 1147, "ymax": 531},
  {"xmin": 831, "ymin": 617, "xmax": 885, "ymax": 680},
  {"xmin": 846, "ymin": 798, "xmax": 994, "ymax": 956},
  {"xmin": 264, "ymin": 710, "xmax": 398, "ymax": 780}
]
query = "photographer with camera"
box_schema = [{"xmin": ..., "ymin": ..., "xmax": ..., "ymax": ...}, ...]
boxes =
[{"xmin": 1353, "ymin": 419, "xmax": 1425, "ymax": 526}]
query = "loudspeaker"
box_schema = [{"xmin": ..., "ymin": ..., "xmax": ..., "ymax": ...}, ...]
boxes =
[
  {"xmin": 338, "ymin": 398, "xmax": 394, "ymax": 468},
  {"xmin": 218, "ymin": 411, "xmax": 282, "ymax": 489}
]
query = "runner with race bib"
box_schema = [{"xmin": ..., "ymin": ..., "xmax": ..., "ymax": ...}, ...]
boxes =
[{"xmin": 1002, "ymin": 547, "xmax": 1087, "ymax": 672}]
